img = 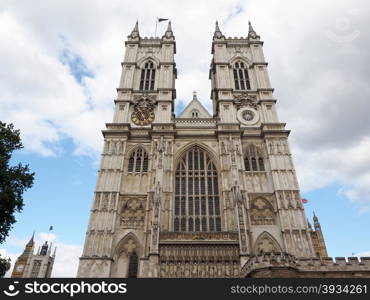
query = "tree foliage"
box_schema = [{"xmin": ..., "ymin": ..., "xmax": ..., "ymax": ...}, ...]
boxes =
[
  {"xmin": 0, "ymin": 121, "xmax": 35, "ymax": 243},
  {"xmin": 0, "ymin": 254, "xmax": 11, "ymax": 278}
]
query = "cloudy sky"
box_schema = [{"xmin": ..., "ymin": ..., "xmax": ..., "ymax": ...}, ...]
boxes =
[{"xmin": 1, "ymin": 0, "xmax": 370, "ymax": 276}]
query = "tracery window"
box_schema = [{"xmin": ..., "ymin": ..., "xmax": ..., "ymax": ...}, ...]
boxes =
[
  {"xmin": 174, "ymin": 146, "xmax": 221, "ymax": 232},
  {"xmin": 30, "ymin": 260, "xmax": 42, "ymax": 277},
  {"xmin": 233, "ymin": 61, "xmax": 250, "ymax": 90},
  {"xmin": 139, "ymin": 60, "xmax": 155, "ymax": 91},
  {"xmin": 128, "ymin": 148, "xmax": 148, "ymax": 174},
  {"xmin": 127, "ymin": 251, "xmax": 138, "ymax": 278},
  {"xmin": 244, "ymin": 145, "xmax": 265, "ymax": 171}
]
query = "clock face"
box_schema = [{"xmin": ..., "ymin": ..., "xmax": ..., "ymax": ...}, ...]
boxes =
[
  {"xmin": 237, "ymin": 107, "xmax": 259, "ymax": 125},
  {"xmin": 242, "ymin": 110, "xmax": 254, "ymax": 121},
  {"xmin": 16, "ymin": 264, "xmax": 24, "ymax": 272},
  {"xmin": 131, "ymin": 109, "xmax": 155, "ymax": 126}
]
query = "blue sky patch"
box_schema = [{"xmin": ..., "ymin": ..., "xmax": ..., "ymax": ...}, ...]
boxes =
[{"xmin": 59, "ymin": 48, "xmax": 94, "ymax": 85}]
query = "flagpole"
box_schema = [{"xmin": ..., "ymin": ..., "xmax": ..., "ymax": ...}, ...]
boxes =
[{"xmin": 155, "ymin": 17, "xmax": 158, "ymax": 37}]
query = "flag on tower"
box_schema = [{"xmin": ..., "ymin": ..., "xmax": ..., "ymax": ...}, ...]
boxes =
[{"xmin": 301, "ymin": 198, "xmax": 308, "ymax": 204}]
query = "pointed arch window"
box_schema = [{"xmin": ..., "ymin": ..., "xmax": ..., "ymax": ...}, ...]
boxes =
[
  {"xmin": 233, "ymin": 61, "xmax": 250, "ymax": 90},
  {"xmin": 174, "ymin": 146, "xmax": 221, "ymax": 232},
  {"xmin": 244, "ymin": 145, "xmax": 265, "ymax": 171},
  {"xmin": 127, "ymin": 251, "xmax": 138, "ymax": 278},
  {"xmin": 139, "ymin": 60, "xmax": 155, "ymax": 91},
  {"xmin": 128, "ymin": 148, "xmax": 148, "ymax": 174}
]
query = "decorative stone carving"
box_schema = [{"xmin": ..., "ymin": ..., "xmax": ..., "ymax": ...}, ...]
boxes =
[
  {"xmin": 120, "ymin": 199, "xmax": 145, "ymax": 229},
  {"xmin": 79, "ymin": 259, "xmax": 110, "ymax": 278},
  {"xmin": 159, "ymin": 232, "xmax": 238, "ymax": 241},
  {"xmin": 122, "ymin": 239, "xmax": 137, "ymax": 255},
  {"xmin": 159, "ymin": 244, "xmax": 240, "ymax": 278},
  {"xmin": 250, "ymin": 197, "xmax": 275, "ymax": 225},
  {"xmin": 233, "ymin": 93, "xmax": 258, "ymax": 109},
  {"xmin": 254, "ymin": 232, "xmax": 281, "ymax": 254}
]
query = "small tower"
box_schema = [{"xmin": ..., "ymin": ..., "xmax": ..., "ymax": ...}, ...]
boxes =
[
  {"xmin": 11, "ymin": 232, "xmax": 34, "ymax": 278},
  {"xmin": 310, "ymin": 212, "xmax": 329, "ymax": 258},
  {"xmin": 11, "ymin": 233, "xmax": 56, "ymax": 278}
]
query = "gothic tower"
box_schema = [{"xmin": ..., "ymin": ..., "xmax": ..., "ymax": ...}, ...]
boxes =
[
  {"xmin": 309, "ymin": 213, "xmax": 328, "ymax": 258},
  {"xmin": 11, "ymin": 233, "xmax": 55, "ymax": 278},
  {"xmin": 77, "ymin": 21, "xmax": 320, "ymax": 278}
]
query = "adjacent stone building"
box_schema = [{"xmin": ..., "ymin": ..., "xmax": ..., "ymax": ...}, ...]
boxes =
[
  {"xmin": 77, "ymin": 21, "xmax": 370, "ymax": 278},
  {"xmin": 11, "ymin": 233, "xmax": 55, "ymax": 278}
]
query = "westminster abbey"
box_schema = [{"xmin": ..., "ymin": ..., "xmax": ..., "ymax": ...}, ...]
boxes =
[{"xmin": 77, "ymin": 21, "xmax": 370, "ymax": 278}]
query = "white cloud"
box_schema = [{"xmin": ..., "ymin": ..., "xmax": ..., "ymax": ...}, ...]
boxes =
[
  {"xmin": 1, "ymin": 0, "xmax": 370, "ymax": 211},
  {"xmin": 355, "ymin": 251, "xmax": 370, "ymax": 258}
]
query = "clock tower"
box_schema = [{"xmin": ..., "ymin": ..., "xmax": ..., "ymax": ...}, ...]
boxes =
[
  {"xmin": 114, "ymin": 21, "xmax": 176, "ymax": 127},
  {"xmin": 11, "ymin": 233, "xmax": 55, "ymax": 278}
]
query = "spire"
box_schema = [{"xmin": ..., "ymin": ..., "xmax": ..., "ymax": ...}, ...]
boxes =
[
  {"xmin": 313, "ymin": 211, "xmax": 321, "ymax": 230},
  {"xmin": 248, "ymin": 20, "xmax": 257, "ymax": 39},
  {"xmin": 21, "ymin": 231, "xmax": 35, "ymax": 256},
  {"xmin": 26, "ymin": 231, "xmax": 35, "ymax": 247},
  {"xmin": 166, "ymin": 20, "xmax": 172, "ymax": 33},
  {"xmin": 213, "ymin": 21, "xmax": 224, "ymax": 39},
  {"xmin": 313, "ymin": 211, "xmax": 318, "ymax": 222},
  {"xmin": 128, "ymin": 20, "xmax": 140, "ymax": 39},
  {"xmin": 163, "ymin": 20, "xmax": 174, "ymax": 39}
]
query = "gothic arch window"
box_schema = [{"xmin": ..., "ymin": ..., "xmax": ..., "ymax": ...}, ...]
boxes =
[
  {"xmin": 233, "ymin": 61, "xmax": 250, "ymax": 90},
  {"xmin": 250, "ymin": 198, "xmax": 275, "ymax": 225},
  {"xmin": 128, "ymin": 148, "xmax": 148, "ymax": 174},
  {"xmin": 254, "ymin": 232, "xmax": 281, "ymax": 254},
  {"xmin": 191, "ymin": 109, "xmax": 199, "ymax": 118},
  {"xmin": 139, "ymin": 60, "xmax": 156, "ymax": 91},
  {"xmin": 244, "ymin": 145, "xmax": 265, "ymax": 171},
  {"xmin": 174, "ymin": 146, "xmax": 221, "ymax": 232},
  {"xmin": 30, "ymin": 260, "xmax": 42, "ymax": 277},
  {"xmin": 127, "ymin": 251, "xmax": 139, "ymax": 278}
]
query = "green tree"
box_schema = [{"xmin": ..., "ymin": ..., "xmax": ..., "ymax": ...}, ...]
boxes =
[
  {"xmin": 0, "ymin": 121, "xmax": 35, "ymax": 277},
  {"xmin": 0, "ymin": 255, "xmax": 11, "ymax": 277}
]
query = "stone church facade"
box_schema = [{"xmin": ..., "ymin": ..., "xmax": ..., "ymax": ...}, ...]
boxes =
[{"xmin": 77, "ymin": 21, "xmax": 370, "ymax": 278}]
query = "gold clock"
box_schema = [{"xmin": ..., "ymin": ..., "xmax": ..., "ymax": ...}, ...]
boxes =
[
  {"xmin": 131, "ymin": 108, "xmax": 155, "ymax": 126},
  {"xmin": 131, "ymin": 96, "xmax": 156, "ymax": 126}
]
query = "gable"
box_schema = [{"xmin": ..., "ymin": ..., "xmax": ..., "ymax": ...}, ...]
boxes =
[{"xmin": 178, "ymin": 97, "xmax": 211, "ymax": 118}]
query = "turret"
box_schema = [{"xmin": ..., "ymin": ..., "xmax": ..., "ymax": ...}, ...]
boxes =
[
  {"xmin": 163, "ymin": 20, "xmax": 174, "ymax": 40},
  {"xmin": 128, "ymin": 21, "xmax": 140, "ymax": 40},
  {"xmin": 310, "ymin": 212, "xmax": 328, "ymax": 258},
  {"xmin": 313, "ymin": 211, "xmax": 321, "ymax": 230},
  {"xmin": 213, "ymin": 21, "xmax": 224, "ymax": 40}
]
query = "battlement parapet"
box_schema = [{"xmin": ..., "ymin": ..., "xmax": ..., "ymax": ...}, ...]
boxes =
[{"xmin": 241, "ymin": 252, "xmax": 370, "ymax": 277}]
